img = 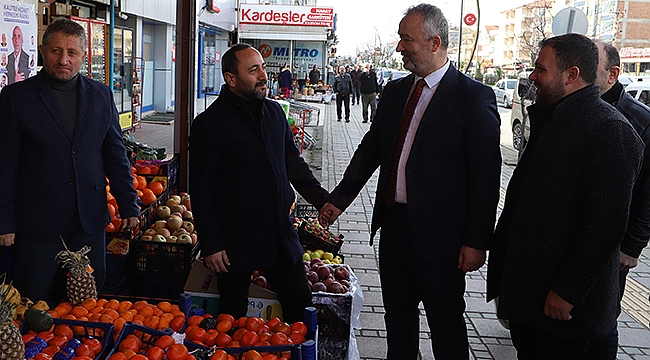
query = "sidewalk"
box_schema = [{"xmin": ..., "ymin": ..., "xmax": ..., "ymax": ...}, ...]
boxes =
[{"xmin": 132, "ymin": 97, "xmax": 650, "ymax": 359}]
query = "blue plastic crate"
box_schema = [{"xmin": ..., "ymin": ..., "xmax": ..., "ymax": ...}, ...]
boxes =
[{"xmin": 23, "ymin": 318, "xmax": 114, "ymax": 360}]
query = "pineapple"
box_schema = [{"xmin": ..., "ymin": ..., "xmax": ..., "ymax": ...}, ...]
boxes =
[
  {"xmin": 55, "ymin": 237, "xmax": 98, "ymax": 306},
  {"xmin": 0, "ymin": 273, "xmax": 24, "ymax": 360}
]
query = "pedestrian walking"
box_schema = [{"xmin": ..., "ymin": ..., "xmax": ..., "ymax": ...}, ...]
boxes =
[
  {"xmin": 350, "ymin": 64, "xmax": 362, "ymax": 105},
  {"xmin": 359, "ymin": 63, "xmax": 380, "ymax": 123},
  {"xmin": 587, "ymin": 41, "xmax": 650, "ymax": 359},
  {"xmin": 333, "ymin": 65, "xmax": 353, "ymax": 122},
  {"xmin": 308, "ymin": 64, "xmax": 320, "ymax": 85},
  {"xmin": 278, "ymin": 64, "xmax": 293, "ymax": 99},
  {"xmin": 319, "ymin": 4, "xmax": 502, "ymax": 359},
  {"xmin": 487, "ymin": 34, "xmax": 644, "ymax": 358},
  {"xmin": 189, "ymin": 43, "xmax": 330, "ymax": 323}
]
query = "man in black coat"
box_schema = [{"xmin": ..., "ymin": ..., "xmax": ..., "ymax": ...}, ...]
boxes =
[
  {"xmin": 333, "ymin": 65, "xmax": 353, "ymax": 122},
  {"xmin": 189, "ymin": 44, "xmax": 330, "ymax": 323},
  {"xmin": 350, "ymin": 64, "xmax": 362, "ymax": 105},
  {"xmin": 358, "ymin": 63, "xmax": 381, "ymax": 123},
  {"xmin": 587, "ymin": 41, "xmax": 650, "ymax": 359},
  {"xmin": 487, "ymin": 34, "xmax": 644, "ymax": 358},
  {"xmin": 320, "ymin": 4, "xmax": 501, "ymax": 358}
]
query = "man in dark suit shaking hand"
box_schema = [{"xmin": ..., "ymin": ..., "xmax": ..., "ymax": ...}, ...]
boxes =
[
  {"xmin": 319, "ymin": 4, "xmax": 501, "ymax": 359},
  {"xmin": 0, "ymin": 19, "xmax": 140, "ymax": 302},
  {"xmin": 7, "ymin": 26, "xmax": 29, "ymax": 84}
]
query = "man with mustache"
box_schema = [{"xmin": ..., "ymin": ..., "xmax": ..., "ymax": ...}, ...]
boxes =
[
  {"xmin": 189, "ymin": 43, "xmax": 330, "ymax": 323},
  {"xmin": 0, "ymin": 19, "xmax": 140, "ymax": 302},
  {"xmin": 487, "ymin": 34, "xmax": 644, "ymax": 357},
  {"xmin": 319, "ymin": 4, "xmax": 501, "ymax": 358}
]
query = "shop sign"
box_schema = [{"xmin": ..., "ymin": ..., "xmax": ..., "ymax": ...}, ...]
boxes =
[
  {"xmin": 0, "ymin": 0, "xmax": 37, "ymax": 90},
  {"xmin": 240, "ymin": 4, "xmax": 334, "ymax": 28},
  {"xmin": 257, "ymin": 40, "xmax": 323, "ymax": 68},
  {"xmin": 620, "ymin": 47, "xmax": 650, "ymax": 59},
  {"xmin": 207, "ymin": 0, "xmax": 220, "ymax": 13}
]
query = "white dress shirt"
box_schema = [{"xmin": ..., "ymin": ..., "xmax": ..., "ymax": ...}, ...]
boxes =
[{"xmin": 395, "ymin": 60, "xmax": 450, "ymax": 204}]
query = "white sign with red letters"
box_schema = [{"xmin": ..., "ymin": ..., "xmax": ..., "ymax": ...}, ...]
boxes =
[{"xmin": 239, "ymin": 4, "xmax": 334, "ymax": 28}]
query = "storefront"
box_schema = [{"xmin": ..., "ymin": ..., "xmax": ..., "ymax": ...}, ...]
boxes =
[
  {"xmin": 620, "ymin": 47, "xmax": 650, "ymax": 79},
  {"xmin": 237, "ymin": 3, "xmax": 333, "ymax": 90}
]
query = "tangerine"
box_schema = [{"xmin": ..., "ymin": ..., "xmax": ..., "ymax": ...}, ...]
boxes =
[
  {"xmin": 149, "ymin": 181, "xmax": 165, "ymax": 196},
  {"xmin": 142, "ymin": 191, "xmax": 157, "ymax": 205},
  {"xmin": 136, "ymin": 176, "xmax": 147, "ymax": 190}
]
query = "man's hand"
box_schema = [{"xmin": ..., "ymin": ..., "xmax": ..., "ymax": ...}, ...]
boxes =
[
  {"xmin": 544, "ymin": 290, "xmax": 573, "ymax": 321},
  {"xmin": 457, "ymin": 245, "xmax": 486, "ymax": 272},
  {"xmin": 204, "ymin": 251, "xmax": 230, "ymax": 273},
  {"xmin": 0, "ymin": 233, "xmax": 15, "ymax": 246},
  {"xmin": 15, "ymin": 71, "xmax": 25, "ymax": 82},
  {"xmin": 120, "ymin": 216, "xmax": 140, "ymax": 232},
  {"xmin": 620, "ymin": 251, "xmax": 639, "ymax": 271},
  {"xmin": 318, "ymin": 202, "xmax": 342, "ymax": 227}
]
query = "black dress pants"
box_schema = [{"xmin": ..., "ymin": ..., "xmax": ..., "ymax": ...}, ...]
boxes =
[
  {"xmin": 379, "ymin": 204, "xmax": 469, "ymax": 359},
  {"xmin": 336, "ymin": 92, "xmax": 350, "ymax": 120},
  {"xmin": 509, "ymin": 321, "xmax": 590, "ymax": 359},
  {"xmin": 216, "ymin": 254, "xmax": 312, "ymax": 323}
]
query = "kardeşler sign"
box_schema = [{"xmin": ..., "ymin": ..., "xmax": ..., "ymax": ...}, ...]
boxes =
[{"xmin": 240, "ymin": 4, "xmax": 334, "ymax": 28}]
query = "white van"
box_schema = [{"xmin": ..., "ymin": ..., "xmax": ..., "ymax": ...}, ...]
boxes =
[
  {"xmin": 510, "ymin": 70, "xmax": 535, "ymax": 155},
  {"xmin": 625, "ymin": 82, "xmax": 650, "ymax": 107}
]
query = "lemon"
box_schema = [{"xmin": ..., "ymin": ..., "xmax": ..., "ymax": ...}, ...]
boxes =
[{"xmin": 323, "ymin": 252, "xmax": 334, "ymax": 261}]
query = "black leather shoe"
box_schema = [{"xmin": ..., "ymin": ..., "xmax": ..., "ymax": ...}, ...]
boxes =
[
  {"xmin": 345, "ymin": 119, "xmax": 350, "ymax": 122},
  {"xmin": 362, "ymin": 120, "xmax": 368, "ymax": 123},
  {"xmin": 337, "ymin": 118, "xmax": 341, "ymax": 122}
]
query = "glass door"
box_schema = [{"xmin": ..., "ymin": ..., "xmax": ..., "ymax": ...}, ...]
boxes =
[{"xmin": 89, "ymin": 21, "xmax": 106, "ymax": 83}]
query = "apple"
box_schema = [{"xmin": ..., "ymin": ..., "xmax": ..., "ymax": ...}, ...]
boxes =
[
  {"xmin": 166, "ymin": 215, "xmax": 183, "ymax": 230},
  {"xmin": 171, "ymin": 212, "xmax": 183, "ymax": 218},
  {"xmin": 166, "ymin": 198, "xmax": 181, "ymax": 207},
  {"xmin": 170, "ymin": 195, "xmax": 182, "ymax": 202},
  {"xmin": 156, "ymin": 228, "xmax": 171, "ymax": 238},
  {"xmin": 179, "ymin": 192, "xmax": 189, "ymax": 198},
  {"xmin": 140, "ymin": 235, "xmax": 152, "ymax": 241},
  {"xmin": 316, "ymin": 265, "xmax": 331, "ymax": 280},
  {"xmin": 173, "ymin": 228, "xmax": 188, "ymax": 237},
  {"xmin": 181, "ymin": 221, "xmax": 194, "ymax": 233},
  {"xmin": 182, "ymin": 198, "xmax": 192, "ymax": 211},
  {"xmin": 306, "ymin": 271, "xmax": 318, "ymax": 284},
  {"xmin": 340, "ymin": 279, "xmax": 351, "ymax": 289},
  {"xmin": 327, "ymin": 281, "xmax": 344, "ymax": 294},
  {"xmin": 167, "ymin": 236, "xmax": 178, "ymax": 243},
  {"xmin": 310, "ymin": 258, "xmax": 323, "ymax": 266},
  {"xmin": 250, "ymin": 270, "xmax": 262, "ymax": 281},
  {"xmin": 177, "ymin": 234, "xmax": 192, "ymax": 244},
  {"xmin": 143, "ymin": 228, "xmax": 158, "ymax": 236},
  {"xmin": 190, "ymin": 232, "xmax": 198, "ymax": 244},
  {"xmin": 252, "ymin": 276, "xmax": 267, "ymax": 288},
  {"xmin": 323, "ymin": 277, "xmax": 335, "ymax": 287},
  {"xmin": 152, "ymin": 234, "xmax": 167, "ymax": 242},
  {"xmin": 182, "ymin": 210, "xmax": 193, "ymax": 220},
  {"xmin": 171, "ymin": 204, "xmax": 186, "ymax": 214},
  {"xmin": 152, "ymin": 220, "xmax": 168, "ymax": 231},
  {"xmin": 334, "ymin": 266, "xmax": 349, "ymax": 281},
  {"xmin": 312, "ymin": 282, "xmax": 326, "ymax": 292},
  {"xmin": 156, "ymin": 205, "xmax": 171, "ymax": 220}
]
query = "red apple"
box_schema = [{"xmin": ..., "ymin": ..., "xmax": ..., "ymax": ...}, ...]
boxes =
[
  {"xmin": 143, "ymin": 228, "xmax": 158, "ymax": 236},
  {"xmin": 334, "ymin": 266, "xmax": 349, "ymax": 281},
  {"xmin": 166, "ymin": 215, "xmax": 183, "ymax": 230},
  {"xmin": 312, "ymin": 282, "xmax": 326, "ymax": 292},
  {"xmin": 152, "ymin": 220, "xmax": 168, "ymax": 231},
  {"xmin": 181, "ymin": 221, "xmax": 194, "ymax": 233},
  {"xmin": 252, "ymin": 276, "xmax": 267, "ymax": 288},
  {"xmin": 177, "ymin": 234, "xmax": 192, "ymax": 244}
]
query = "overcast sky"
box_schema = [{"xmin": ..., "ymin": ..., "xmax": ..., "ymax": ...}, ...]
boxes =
[{"xmin": 318, "ymin": 0, "xmax": 532, "ymax": 56}]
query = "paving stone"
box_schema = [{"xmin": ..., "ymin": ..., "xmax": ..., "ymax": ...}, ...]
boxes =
[
  {"xmin": 470, "ymin": 318, "xmax": 511, "ymax": 338},
  {"xmin": 466, "ymin": 278, "xmax": 486, "ymax": 292},
  {"xmin": 466, "ymin": 297, "xmax": 498, "ymax": 313},
  {"xmin": 619, "ymin": 326, "xmax": 650, "ymax": 348},
  {"xmin": 355, "ymin": 336, "xmax": 387, "ymax": 359},
  {"xmin": 359, "ymin": 311, "xmax": 386, "ymax": 330},
  {"xmin": 341, "ymin": 243, "xmax": 376, "ymax": 254},
  {"xmin": 345, "ymin": 257, "xmax": 378, "ymax": 270},
  {"xmin": 486, "ymin": 344, "xmax": 518, "ymax": 360},
  {"xmin": 360, "ymin": 289, "xmax": 384, "ymax": 306},
  {"xmin": 354, "ymin": 271, "xmax": 382, "ymax": 287}
]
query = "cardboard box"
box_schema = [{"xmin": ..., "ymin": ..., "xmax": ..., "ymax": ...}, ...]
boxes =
[
  {"xmin": 50, "ymin": 3, "xmax": 71, "ymax": 16},
  {"xmin": 183, "ymin": 259, "xmax": 283, "ymax": 320}
]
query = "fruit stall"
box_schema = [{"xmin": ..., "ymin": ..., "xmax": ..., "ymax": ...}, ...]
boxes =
[{"xmin": 1, "ymin": 143, "xmax": 363, "ymax": 359}]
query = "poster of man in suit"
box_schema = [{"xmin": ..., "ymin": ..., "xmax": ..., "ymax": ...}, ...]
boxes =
[{"xmin": 0, "ymin": 0, "xmax": 37, "ymax": 88}]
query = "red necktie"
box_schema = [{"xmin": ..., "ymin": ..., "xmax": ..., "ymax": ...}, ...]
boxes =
[{"xmin": 384, "ymin": 78, "xmax": 427, "ymax": 208}]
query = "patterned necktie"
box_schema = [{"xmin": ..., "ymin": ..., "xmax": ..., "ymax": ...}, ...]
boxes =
[{"xmin": 384, "ymin": 78, "xmax": 427, "ymax": 208}]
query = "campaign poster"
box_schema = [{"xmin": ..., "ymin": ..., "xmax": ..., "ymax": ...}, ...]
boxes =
[{"xmin": 0, "ymin": 0, "xmax": 37, "ymax": 91}]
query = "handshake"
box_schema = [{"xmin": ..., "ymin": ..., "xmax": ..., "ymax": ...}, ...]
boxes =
[{"xmin": 318, "ymin": 202, "xmax": 343, "ymax": 227}]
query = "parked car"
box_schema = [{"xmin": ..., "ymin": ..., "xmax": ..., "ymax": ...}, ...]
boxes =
[
  {"xmin": 389, "ymin": 70, "xmax": 409, "ymax": 81},
  {"xmin": 493, "ymin": 78, "xmax": 517, "ymax": 108},
  {"xmin": 625, "ymin": 82, "xmax": 650, "ymax": 107},
  {"xmin": 510, "ymin": 71, "xmax": 535, "ymax": 156}
]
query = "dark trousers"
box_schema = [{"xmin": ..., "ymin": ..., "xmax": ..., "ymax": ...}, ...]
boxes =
[
  {"xmin": 586, "ymin": 269, "xmax": 628, "ymax": 359},
  {"xmin": 361, "ymin": 93, "xmax": 377, "ymax": 121},
  {"xmin": 352, "ymin": 86, "xmax": 360, "ymax": 104},
  {"xmin": 336, "ymin": 92, "xmax": 350, "ymax": 120},
  {"xmin": 510, "ymin": 321, "xmax": 590, "ymax": 359},
  {"xmin": 379, "ymin": 204, "xmax": 469, "ymax": 360},
  {"xmin": 13, "ymin": 216, "xmax": 106, "ymax": 304},
  {"xmin": 216, "ymin": 257, "xmax": 312, "ymax": 323}
]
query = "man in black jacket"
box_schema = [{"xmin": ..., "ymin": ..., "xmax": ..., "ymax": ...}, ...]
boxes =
[
  {"xmin": 350, "ymin": 64, "xmax": 362, "ymax": 105},
  {"xmin": 359, "ymin": 63, "xmax": 381, "ymax": 123},
  {"xmin": 189, "ymin": 44, "xmax": 330, "ymax": 323},
  {"xmin": 588, "ymin": 41, "xmax": 650, "ymax": 359},
  {"xmin": 487, "ymin": 34, "xmax": 644, "ymax": 358},
  {"xmin": 333, "ymin": 65, "xmax": 353, "ymax": 122}
]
